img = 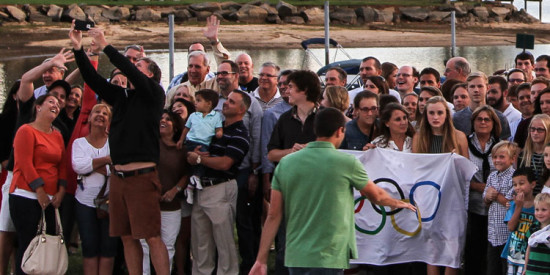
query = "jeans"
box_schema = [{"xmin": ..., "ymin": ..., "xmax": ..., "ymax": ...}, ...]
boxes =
[{"xmin": 75, "ymin": 201, "xmax": 118, "ymax": 258}]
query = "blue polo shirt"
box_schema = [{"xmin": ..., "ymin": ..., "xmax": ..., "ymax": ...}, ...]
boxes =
[{"xmin": 185, "ymin": 110, "xmax": 223, "ymax": 146}]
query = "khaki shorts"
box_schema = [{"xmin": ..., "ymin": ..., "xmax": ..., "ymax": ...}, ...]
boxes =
[{"xmin": 109, "ymin": 170, "xmax": 161, "ymax": 239}]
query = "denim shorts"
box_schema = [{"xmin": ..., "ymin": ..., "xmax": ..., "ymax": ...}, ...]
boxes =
[{"xmin": 75, "ymin": 201, "xmax": 118, "ymax": 258}]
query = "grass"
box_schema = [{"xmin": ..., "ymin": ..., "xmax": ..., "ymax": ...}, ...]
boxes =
[{"xmin": 0, "ymin": 0, "xmax": 447, "ymax": 7}]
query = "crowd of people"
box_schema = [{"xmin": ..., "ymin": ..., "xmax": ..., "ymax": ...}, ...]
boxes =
[{"xmin": 2, "ymin": 15, "xmax": 550, "ymax": 275}]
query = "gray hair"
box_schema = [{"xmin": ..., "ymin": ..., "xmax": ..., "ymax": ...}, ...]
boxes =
[
  {"xmin": 261, "ymin": 62, "xmax": 280, "ymax": 73},
  {"xmin": 454, "ymin": 57, "xmax": 471, "ymax": 77},
  {"xmin": 188, "ymin": 51, "xmax": 209, "ymax": 67}
]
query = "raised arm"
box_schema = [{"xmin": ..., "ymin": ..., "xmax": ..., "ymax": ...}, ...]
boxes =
[
  {"xmin": 203, "ymin": 15, "xmax": 231, "ymax": 63},
  {"xmin": 17, "ymin": 49, "xmax": 74, "ymax": 102}
]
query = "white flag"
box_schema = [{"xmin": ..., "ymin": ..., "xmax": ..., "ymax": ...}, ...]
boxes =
[{"xmin": 345, "ymin": 148, "xmax": 477, "ymax": 268}]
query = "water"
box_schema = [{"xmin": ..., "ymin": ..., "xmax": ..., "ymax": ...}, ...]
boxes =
[{"xmin": 2, "ymin": 44, "xmax": 550, "ymax": 94}]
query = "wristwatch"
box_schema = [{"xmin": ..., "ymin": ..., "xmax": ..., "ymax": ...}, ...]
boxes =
[{"xmin": 176, "ymin": 186, "xmax": 182, "ymax": 192}]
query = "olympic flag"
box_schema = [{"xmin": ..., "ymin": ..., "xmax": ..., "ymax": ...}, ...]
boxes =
[{"xmin": 346, "ymin": 148, "xmax": 477, "ymax": 268}]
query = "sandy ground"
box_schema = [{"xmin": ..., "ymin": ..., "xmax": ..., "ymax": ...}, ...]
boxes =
[{"xmin": 1, "ymin": 21, "xmax": 550, "ymax": 58}]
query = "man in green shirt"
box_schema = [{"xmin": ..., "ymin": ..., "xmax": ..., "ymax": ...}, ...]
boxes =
[{"xmin": 250, "ymin": 107, "xmax": 416, "ymax": 275}]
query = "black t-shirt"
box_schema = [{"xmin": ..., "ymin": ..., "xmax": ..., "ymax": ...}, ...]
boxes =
[{"xmin": 239, "ymin": 77, "xmax": 258, "ymax": 92}]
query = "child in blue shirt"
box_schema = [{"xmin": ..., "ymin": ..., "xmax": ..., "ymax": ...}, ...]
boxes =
[
  {"xmin": 177, "ymin": 89, "xmax": 223, "ymax": 189},
  {"xmin": 503, "ymin": 167, "xmax": 540, "ymax": 275}
]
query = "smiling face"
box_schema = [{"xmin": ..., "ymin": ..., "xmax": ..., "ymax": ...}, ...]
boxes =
[
  {"xmin": 236, "ymin": 54, "xmax": 254, "ymax": 84},
  {"xmin": 42, "ymin": 67, "xmax": 63, "ymax": 87},
  {"xmin": 473, "ymin": 110, "xmax": 494, "ymax": 137},
  {"xmin": 518, "ymin": 88, "xmax": 534, "ymax": 117},
  {"xmin": 396, "ymin": 66, "xmax": 417, "ymax": 94},
  {"xmin": 356, "ymin": 97, "xmax": 378, "ymax": 127},
  {"xmin": 37, "ymin": 95, "xmax": 60, "ymax": 122},
  {"xmin": 88, "ymin": 105, "xmax": 110, "ymax": 129},
  {"xmin": 258, "ymin": 66, "xmax": 278, "ymax": 92},
  {"xmin": 426, "ymin": 102, "xmax": 447, "ymax": 133},
  {"xmin": 47, "ymin": 86, "xmax": 67, "ymax": 110},
  {"xmin": 535, "ymin": 201, "xmax": 550, "ymax": 226},
  {"xmin": 386, "ymin": 109, "xmax": 409, "ymax": 136},
  {"xmin": 544, "ymin": 146, "xmax": 550, "ymax": 169},
  {"xmin": 171, "ymin": 101, "xmax": 188, "ymax": 120},
  {"xmin": 364, "ymin": 79, "xmax": 380, "ymax": 95},
  {"xmin": 492, "ymin": 148, "xmax": 514, "ymax": 172},
  {"xmin": 402, "ymin": 95, "xmax": 418, "ymax": 121},
  {"xmin": 188, "ymin": 55, "xmax": 209, "ymax": 86},
  {"xmin": 513, "ymin": 175, "xmax": 535, "ymax": 198},
  {"xmin": 174, "ymin": 85, "xmax": 193, "ymax": 102},
  {"xmin": 67, "ymin": 87, "xmax": 82, "ymax": 109},
  {"xmin": 160, "ymin": 113, "xmax": 174, "ymax": 136},
  {"xmin": 529, "ymin": 119, "xmax": 547, "ymax": 145}
]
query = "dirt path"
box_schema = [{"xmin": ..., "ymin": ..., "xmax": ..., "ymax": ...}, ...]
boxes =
[{"xmin": 1, "ymin": 21, "xmax": 550, "ymax": 58}]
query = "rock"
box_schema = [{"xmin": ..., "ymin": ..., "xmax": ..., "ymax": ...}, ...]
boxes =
[
  {"xmin": 84, "ymin": 6, "xmax": 108, "ymax": 23},
  {"xmin": 259, "ymin": 3, "xmax": 278, "ymax": 15},
  {"xmin": 428, "ymin": 11, "xmax": 450, "ymax": 22},
  {"xmin": 247, "ymin": 1, "xmax": 263, "ymax": 6},
  {"xmin": 6, "ymin": 5, "xmax": 26, "ymax": 22},
  {"xmin": 400, "ymin": 7, "xmax": 429, "ymax": 21},
  {"xmin": 174, "ymin": 9, "xmax": 192, "ymax": 21},
  {"xmin": 284, "ymin": 16, "xmax": 304, "ymax": 24},
  {"xmin": 157, "ymin": 7, "xmax": 176, "ymax": 17},
  {"xmin": 226, "ymin": 11, "xmax": 239, "ymax": 21},
  {"xmin": 266, "ymin": 13, "xmax": 281, "ymax": 24},
  {"xmin": 63, "ymin": 4, "xmax": 86, "ymax": 21},
  {"xmin": 473, "ymin": 6, "xmax": 489, "ymax": 21},
  {"xmin": 0, "ymin": 11, "xmax": 10, "ymax": 21},
  {"xmin": 276, "ymin": 1, "xmax": 297, "ymax": 19},
  {"xmin": 490, "ymin": 7, "xmax": 510, "ymax": 19},
  {"xmin": 220, "ymin": 2, "xmax": 241, "ymax": 11},
  {"xmin": 235, "ymin": 4, "xmax": 268, "ymax": 23},
  {"xmin": 27, "ymin": 5, "xmax": 50, "ymax": 22},
  {"xmin": 301, "ymin": 7, "xmax": 324, "ymax": 25},
  {"xmin": 213, "ymin": 10, "xmax": 232, "ymax": 20},
  {"xmin": 135, "ymin": 8, "xmax": 162, "ymax": 21},
  {"xmin": 509, "ymin": 9, "xmax": 538, "ymax": 23},
  {"xmin": 330, "ymin": 8, "xmax": 357, "ymax": 25},
  {"xmin": 355, "ymin": 7, "xmax": 376, "ymax": 23},
  {"xmin": 195, "ymin": 11, "xmax": 212, "ymax": 21},
  {"xmin": 452, "ymin": 4, "xmax": 468, "ymax": 17},
  {"xmin": 189, "ymin": 2, "xmax": 221, "ymax": 12},
  {"xmin": 47, "ymin": 4, "xmax": 63, "ymax": 22},
  {"xmin": 374, "ymin": 8, "xmax": 394, "ymax": 23},
  {"xmin": 103, "ymin": 6, "xmax": 130, "ymax": 21}
]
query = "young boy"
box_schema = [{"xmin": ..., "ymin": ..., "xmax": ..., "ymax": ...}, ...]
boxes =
[
  {"xmin": 483, "ymin": 141, "xmax": 519, "ymax": 275},
  {"xmin": 178, "ymin": 89, "xmax": 223, "ymax": 189},
  {"xmin": 503, "ymin": 167, "xmax": 540, "ymax": 275},
  {"xmin": 524, "ymin": 193, "xmax": 550, "ymax": 274}
]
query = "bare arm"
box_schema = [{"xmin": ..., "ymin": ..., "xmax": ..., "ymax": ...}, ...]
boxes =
[
  {"xmin": 187, "ymin": 150, "xmax": 235, "ymax": 171},
  {"xmin": 18, "ymin": 49, "xmax": 74, "ymax": 102},
  {"xmin": 507, "ymin": 194, "xmax": 524, "ymax": 231},
  {"xmin": 91, "ymin": 155, "xmax": 111, "ymax": 175},
  {"xmin": 249, "ymin": 189, "xmax": 283, "ymax": 275},
  {"xmin": 360, "ymin": 180, "xmax": 416, "ymax": 211},
  {"xmin": 267, "ymin": 143, "xmax": 307, "ymax": 163}
]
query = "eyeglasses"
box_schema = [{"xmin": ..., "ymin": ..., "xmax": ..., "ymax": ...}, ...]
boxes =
[
  {"xmin": 475, "ymin": 117, "xmax": 492, "ymax": 123},
  {"xmin": 358, "ymin": 106, "xmax": 378, "ymax": 113},
  {"xmin": 259, "ymin": 73, "xmax": 277, "ymax": 78},
  {"xmin": 508, "ymin": 78, "xmax": 524, "ymax": 83},
  {"xmin": 214, "ymin": 71, "xmax": 236, "ymax": 76},
  {"xmin": 529, "ymin": 127, "xmax": 546, "ymax": 133}
]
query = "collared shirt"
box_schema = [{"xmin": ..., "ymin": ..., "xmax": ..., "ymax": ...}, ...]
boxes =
[
  {"xmin": 370, "ymin": 135, "xmax": 412, "ymax": 152},
  {"xmin": 503, "ymin": 104, "xmax": 522, "ymax": 134},
  {"xmin": 204, "ymin": 120, "xmax": 249, "ymax": 180},
  {"xmin": 453, "ymin": 106, "xmax": 511, "ymax": 140},
  {"xmin": 340, "ymin": 119, "xmax": 373, "ymax": 150},
  {"xmin": 185, "ymin": 110, "xmax": 224, "ymax": 146},
  {"xmin": 216, "ymin": 93, "xmax": 263, "ymax": 169},
  {"xmin": 252, "ymin": 87, "xmax": 283, "ymax": 112},
  {"xmin": 267, "ymin": 105, "xmax": 319, "ymax": 155},
  {"xmin": 468, "ymin": 133, "xmax": 497, "ymax": 215},
  {"xmin": 483, "ymin": 166, "xmax": 515, "ymax": 246},
  {"xmin": 261, "ymin": 101, "xmax": 292, "ymax": 174},
  {"xmin": 272, "ymin": 141, "xmax": 368, "ymax": 268}
]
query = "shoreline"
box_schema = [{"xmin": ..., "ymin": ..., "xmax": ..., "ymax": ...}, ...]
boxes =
[{"xmin": 1, "ymin": 21, "xmax": 550, "ymax": 58}]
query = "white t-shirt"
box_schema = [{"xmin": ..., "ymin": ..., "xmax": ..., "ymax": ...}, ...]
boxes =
[{"xmin": 72, "ymin": 137, "xmax": 110, "ymax": 208}]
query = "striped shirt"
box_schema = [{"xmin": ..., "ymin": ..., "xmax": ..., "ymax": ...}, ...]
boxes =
[{"xmin": 204, "ymin": 120, "xmax": 250, "ymax": 180}]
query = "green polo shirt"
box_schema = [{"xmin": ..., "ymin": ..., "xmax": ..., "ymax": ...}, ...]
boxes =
[{"xmin": 272, "ymin": 141, "xmax": 369, "ymax": 269}]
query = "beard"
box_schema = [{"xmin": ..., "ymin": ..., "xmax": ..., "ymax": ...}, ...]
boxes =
[{"xmin": 488, "ymin": 95, "xmax": 504, "ymax": 109}]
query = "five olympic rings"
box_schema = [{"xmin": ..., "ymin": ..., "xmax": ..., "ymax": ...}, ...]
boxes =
[{"xmin": 354, "ymin": 178, "xmax": 441, "ymax": 237}]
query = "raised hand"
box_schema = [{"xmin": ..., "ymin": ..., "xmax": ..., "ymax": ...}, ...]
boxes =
[
  {"xmin": 50, "ymin": 48, "xmax": 74, "ymax": 70},
  {"xmin": 203, "ymin": 15, "xmax": 220, "ymax": 42},
  {"xmin": 88, "ymin": 27, "xmax": 108, "ymax": 51}
]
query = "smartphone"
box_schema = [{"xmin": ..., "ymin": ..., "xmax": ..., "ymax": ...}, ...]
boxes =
[{"xmin": 74, "ymin": 20, "xmax": 95, "ymax": 31}]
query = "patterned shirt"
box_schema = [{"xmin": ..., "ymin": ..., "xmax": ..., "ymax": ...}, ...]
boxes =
[{"xmin": 483, "ymin": 166, "xmax": 515, "ymax": 246}]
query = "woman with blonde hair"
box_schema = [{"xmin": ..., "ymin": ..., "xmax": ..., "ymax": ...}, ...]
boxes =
[
  {"xmin": 412, "ymin": 96, "xmax": 468, "ymax": 275},
  {"xmin": 519, "ymin": 113, "xmax": 550, "ymax": 194},
  {"xmin": 321, "ymin": 86, "xmax": 351, "ymax": 122}
]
